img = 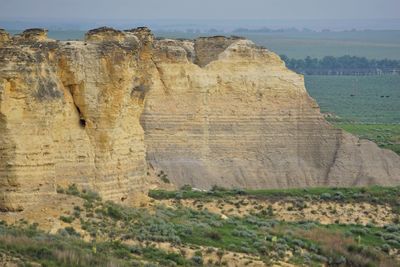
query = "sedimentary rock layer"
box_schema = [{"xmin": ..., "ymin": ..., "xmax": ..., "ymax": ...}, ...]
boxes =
[
  {"xmin": 143, "ymin": 37, "xmax": 400, "ymax": 189},
  {"xmin": 0, "ymin": 27, "xmax": 400, "ymax": 211},
  {"xmin": 0, "ymin": 27, "xmax": 152, "ymax": 210}
]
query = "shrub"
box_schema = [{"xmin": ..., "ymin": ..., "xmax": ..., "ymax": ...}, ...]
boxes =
[
  {"xmin": 60, "ymin": 215, "xmax": 74, "ymax": 223},
  {"xmin": 81, "ymin": 190, "xmax": 101, "ymax": 202},
  {"xmin": 106, "ymin": 204, "xmax": 125, "ymax": 220},
  {"xmin": 320, "ymin": 193, "xmax": 331, "ymax": 200},
  {"xmin": 381, "ymin": 244, "xmax": 391, "ymax": 253},
  {"xmin": 73, "ymin": 210, "xmax": 81, "ymax": 218},
  {"xmin": 180, "ymin": 185, "xmax": 192, "ymax": 191},
  {"xmin": 333, "ymin": 191, "xmax": 345, "ymax": 200},
  {"xmin": 233, "ymin": 188, "xmax": 246, "ymax": 195},
  {"xmin": 211, "ymin": 185, "xmax": 227, "ymax": 192},
  {"xmin": 205, "ymin": 231, "xmax": 222, "ymax": 241},
  {"xmin": 384, "ymin": 224, "xmax": 400, "ymax": 232},
  {"xmin": 64, "ymin": 226, "xmax": 80, "ymax": 237},
  {"xmin": 66, "ymin": 184, "xmax": 80, "ymax": 196},
  {"xmin": 191, "ymin": 255, "xmax": 203, "ymax": 265},
  {"xmin": 56, "ymin": 185, "xmax": 65, "ymax": 194}
]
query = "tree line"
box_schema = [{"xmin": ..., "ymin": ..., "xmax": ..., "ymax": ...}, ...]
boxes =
[{"xmin": 280, "ymin": 55, "xmax": 400, "ymax": 75}]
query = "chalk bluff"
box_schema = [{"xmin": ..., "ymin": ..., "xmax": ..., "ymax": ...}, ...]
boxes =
[{"xmin": 1, "ymin": 27, "xmax": 399, "ymax": 211}]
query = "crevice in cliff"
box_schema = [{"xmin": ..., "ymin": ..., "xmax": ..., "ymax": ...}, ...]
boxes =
[
  {"xmin": 323, "ymin": 130, "xmax": 342, "ymax": 185},
  {"xmin": 75, "ymin": 105, "xmax": 86, "ymax": 128},
  {"xmin": 150, "ymin": 58, "xmax": 170, "ymax": 94}
]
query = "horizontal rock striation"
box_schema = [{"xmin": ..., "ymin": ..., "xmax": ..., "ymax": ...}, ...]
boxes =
[
  {"xmin": 143, "ymin": 37, "xmax": 400, "ymax": 189},
  {"xmin": 0, "ymin": 27, "xmax": 153, "ymax": 211},
  {"xmin": 0, "ymin": 27, "xmax": 400, "ymax": 211}
]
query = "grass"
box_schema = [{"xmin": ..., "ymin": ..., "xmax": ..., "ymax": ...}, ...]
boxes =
[
  {"xmin": 304, "ymin": 75, "xmax": 400, "ymax": 155},
  {"xmin": 243, "ymin": 31, "xmax": 400, "ymax": 60},
  {"xmin": 149, "ymin": 185, "xmax": 400, "ymax": 207},
  {"xmin": 2, "ymin": 184, "xmax": 400, "ymax": 266},
  {"xmin": 0, "ymin": 221, "xmax": 189, "ymax": 266},
  {"xmin": 335, "ymin": 123, "xmax": 400, "ymax": 155},
  {"xmin": 148, "ymin": 186, "xmax": 400, "ymax": 265},
  {"xmin": 305, "ymin": 75, "xmax": 400, "ymax": 124}
]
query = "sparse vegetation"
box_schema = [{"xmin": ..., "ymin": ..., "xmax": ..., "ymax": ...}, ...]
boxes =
[{"xmin": 2, "ymin": 185, "xmax": 400, "ymax": 266}]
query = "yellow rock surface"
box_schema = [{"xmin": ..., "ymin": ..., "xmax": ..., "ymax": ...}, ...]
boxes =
[
  {"xmin": 144, "ymin": 37, "xmax": 400, "ymax": 189},
  {"xmin": 0, "ymin": 27, "xmax": 400, "ymax": 211}
]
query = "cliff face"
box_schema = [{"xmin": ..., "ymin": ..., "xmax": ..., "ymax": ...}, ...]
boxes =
[
  {"xmin": 0, "ymin": 28, "xmax": 153, "ymax": 211},
  {"xmin": 143, "ymin": 37, "xmax": 400, "ymax": 189},
  {"xmin": 1, "ymin": 27, "xmax": 400, "ymax": 211}
]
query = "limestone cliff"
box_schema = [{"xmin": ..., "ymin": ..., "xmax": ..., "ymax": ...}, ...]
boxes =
[
  {"xmin": 0, "ymin": 27, "xmax": 153, "ymax": 211},
  {"xmin": 144, "ymin": 37, "xmax": 400, "ymax": 189},
  {"xmin": 1, "ymin": 27, "xmax": 400, "ymax": 211}
]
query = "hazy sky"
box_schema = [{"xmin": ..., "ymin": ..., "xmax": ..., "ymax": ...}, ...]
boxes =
[{"xmin": 0, "ymin": 0, "xmax": 399, "ymax": 20}]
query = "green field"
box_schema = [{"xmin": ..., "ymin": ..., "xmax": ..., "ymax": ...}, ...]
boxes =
[
  {"xmin": 305, "ymin": 75, "xmax": 400, "ymax": 124},
  {"xmin": 304, "ymin": 75, "xmax": 400, "ymax": 154},
  {"xmin": 240, "ymin": 31, "xmax": 400, "ymax": 60},
  {"xmin": 334, "ymin": 124, "xmax": 400, "ymax": 155}
]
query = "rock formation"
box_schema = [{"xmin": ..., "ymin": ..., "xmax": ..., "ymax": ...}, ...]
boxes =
[{"xmin": 1, "ymin": 27, "xmax": 400, "ymax": 211}]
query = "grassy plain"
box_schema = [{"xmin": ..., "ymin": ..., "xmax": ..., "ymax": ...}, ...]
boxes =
[
  {"xmin": 304, "ymin": 75, "xmax": 400, "ymax": 155},
  {"xmin": 335, "ymin": 124, "xmax": 400, "ymax": 155},
  {"xmin": 2, "ymin": 185, "xmax": 400, "ymax": 266},
  {"xmin": 240, "ymin": 30, "xmax": 400, "ymax": 60},
  {"xmin": 305, "ymin": 75, "xmax": 400, "ymax": 124}
]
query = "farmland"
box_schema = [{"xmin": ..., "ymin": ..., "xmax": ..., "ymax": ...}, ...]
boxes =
[
  {"xmin": 239, "ymin": 30, "xmax": 400, "ymax": 60},
  {"xmin": 305, "ymin": 75, "xmax": 400, "ymax": 124},
  {"xmin": 305, "ymin": 75, "xmax": 400, "ymax": 155}
]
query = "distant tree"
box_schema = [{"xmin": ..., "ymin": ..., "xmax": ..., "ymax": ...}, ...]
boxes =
[{"xmin": 280, "ymin": 54, "xmax": 400, "ymax": 75}]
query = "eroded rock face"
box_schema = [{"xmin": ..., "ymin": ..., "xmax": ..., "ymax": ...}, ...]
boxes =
[
  {"xmin": 0, "ymin": 27, "xmax": 153, "ymax": 211},
  {"xmin": 0, "ymin": 28, "xmax": 400, "ymax": 211},
  {"xmin": 0, "ymin": 29, "xmax": 10, "ymax": 43},
  {"xmin": 143, "ymin": 37, "xmax": 400, "ymax": 189}
]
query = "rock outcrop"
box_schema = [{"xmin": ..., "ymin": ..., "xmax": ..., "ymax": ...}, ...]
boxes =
[
  {"xmin": 143, "ymin": 38, "xmax": 400, "ymax": 189},
  {"xmin": 1, "ymin": 27, "xmax": 400, "ymax": 211},
  {"xmin": 0, "ymin": 27, "xmax": 153, "ymax": 211},
  {"xmin": 0, "ymin": 29, "xmax": 10, "ymax": 43}
]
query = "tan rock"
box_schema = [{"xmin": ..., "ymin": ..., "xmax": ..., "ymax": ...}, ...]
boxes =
[
  {"xmin": 143, "ymin": 36, "xmax": 400, "ymax": 189},
  {"xmin": 0, "ymin": 27, "xmax": 154, "ymax": 210},
  {"xmin": 20, "ymin": 28, "xmax": 48, "ymax": 41},
  {"xmin": 0, "ymin": 29, "xmax": 10, "ymax": 43},
  {"xmin": 0, "ymin": 27, "xmax": 400, "ymax": 211},
  {"xmin": 84, "ymin": 26, "xmax": 125, "ymax": 42}
]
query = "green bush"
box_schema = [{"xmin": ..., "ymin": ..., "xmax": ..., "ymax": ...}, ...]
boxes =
[
  {"xmin": 59, "ymin": 215, "xmax": 74, "ymax": 223},
  {"xmin": 64, "ymin": 226, "xmax": 80, "ymax": 237},
  {"xmin": 205, "ymin": 230, "xmax": 222, "ymax": 241},
  {"xmin": 66, "ymin": 184, "xmax": 80, "ymax": 196}
]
